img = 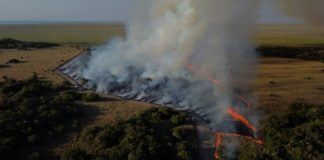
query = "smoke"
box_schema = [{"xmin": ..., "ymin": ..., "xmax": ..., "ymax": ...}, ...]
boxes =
[
  {"xmin": 278, "ymin": 0, "xmax": 324, "ymax": 25},
  {"xmin": 60, "ymin": 0, "xmax": 258, "ymax": 157}
]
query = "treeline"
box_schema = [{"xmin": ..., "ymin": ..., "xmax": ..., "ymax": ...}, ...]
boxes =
[
  {"xmin": 0, "ymin": 38, "xmax": 59, "ymax": 49},
  {"xmin": 257, "ymin": 46, "xmax": 324, "ymax": 61},
  {"xmin": 0, "ymin": 75, "xmax": 93, "ymax": 159},
  {"xmin": 59, "ymin": 107, "xmax": 198, "ymax": 160},
  {"xmin": 239, "ymin": 103, "xmax": 323, "ymax": 160}
]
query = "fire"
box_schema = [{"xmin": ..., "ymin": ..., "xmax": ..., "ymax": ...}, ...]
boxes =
[
  {"xmin": 214, "ymin": 132, "xmax": 263, "ymax": 159},
  {"xmin": 227, "ymin": 107, "xmax": 256, "ymax": 132},
  {"xmin": 214, "ymin": 132, "xmax": 222, "ymax": 159},
  {"xmin": 186, "ymin": 64, "xmax": 251, "ymax": 108},
  {"xmin": 234, "ymin": 93, "xmax": 252, "ymax": 108},
  {"xmin": 186, "ymin": 64, "xmax": 262, "ymax": 159},
  {"xmin": 207, "ymin": 75, "xmax": 221, "ymax": 85}
]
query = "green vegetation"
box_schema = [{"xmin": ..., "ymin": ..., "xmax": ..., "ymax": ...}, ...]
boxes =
[
  {"xmin": 0, "ymin": 38, "xmax": 59, "ymax": 49},
  {"xmin": 239, "ymin": 103, "xmax": 324, "ymax": 160},
  {"xmin": 0, "ymin": 64, "xmax": 10, "ymax": 68},
  {"xmin": 6, "ymin": 58, "xmax": 22, "ymax": 64},
  {"xmin": 0, "ymin": 75, "xmax": 84, "ymax": 159},
  {"xmin": 257, "ymin": 46, "xmax": 324, "ymax": 61},
  {"xmin": 60, "ymin": 108, "xmax": 198, "ymax": 160}
]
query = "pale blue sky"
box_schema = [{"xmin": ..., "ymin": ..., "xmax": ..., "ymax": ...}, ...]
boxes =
[{"xmin": 0, "ymin": 0, "xmax": 301, "ymax": 24}]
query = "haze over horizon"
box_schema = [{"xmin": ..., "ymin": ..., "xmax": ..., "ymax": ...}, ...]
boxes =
[{"xmin": 0, "ymin": 0, "xmax": 303, "ymax": 24}]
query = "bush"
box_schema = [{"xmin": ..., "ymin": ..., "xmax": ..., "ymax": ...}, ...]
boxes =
[
  {"xmin": 28, "ymin": 152, "xmax": 40, "ymax": 160},
  {"xmin": 60, "ymin": 108, "xmax": 198, "ymax": 160},
  {"xmin": 81, "ymin": 92, "xmax": 99, "ymax": 102},
  {"xmin": 238, "ymin": 103, "xmax": 324, "ymax": 160},
  {"xmin": 6, "ymin": 58, "xmax": 21, "ymax": 64},
  {"xmin": 61, "ymin": 148, "xmax": 90, "ymax": 160},
  {"xmin": 0, "ymin": 38, "xmax": 59, "ymax": 49},
  {"xmin": 0, "ymin": 76, "xmax": 82, "ymax": 159}
]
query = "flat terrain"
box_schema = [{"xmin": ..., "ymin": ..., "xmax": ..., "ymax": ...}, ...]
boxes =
[
  {"xmin": 0, "ymin": 45, "xmax": 83, "ymax": 83},
  {"xmin": 255, "ymin": 57, "xmax": 324, "ymax": 111},
  {"xmin": 1, "ymin": 23, "xmax": 323, "ymax": 114},
  {"xmin": 256, "ymin": 25, "xmax": 324, "ymax": 46},
  {"xmin": 0, "ymin": 24, "xmax": 125, "ymax": 45}
]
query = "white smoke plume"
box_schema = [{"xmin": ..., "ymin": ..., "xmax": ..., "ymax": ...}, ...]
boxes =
[
  {"xmin": 61, "ymin": 0, "xmax": 258, "ymax": 138},
  {"xmin": 278, "ymin": 0, "xmax": 324, "ymax": 25}
]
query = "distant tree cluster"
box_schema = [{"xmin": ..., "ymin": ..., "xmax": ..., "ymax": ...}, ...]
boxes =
[
  {"xmin": 60, "ymin": 107, "xmax": 198, "ymax": 160},
  {"xmin": 239, "ymin": 103, "xmax": 323, "ymax": 160},
  {"xmin": 0, "ymin": 75, "xmax": 84, "ymax": 159},
  {"xmin": 257, "ymin": 46, "xmax": 324, "ymax": 61},
  {"xmin": 0, "ymin": 38, "xmax": 59, "ymax": 50}
]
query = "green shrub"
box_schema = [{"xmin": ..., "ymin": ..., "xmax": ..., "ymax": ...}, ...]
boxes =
[
  {"xmin": 60, "ymin": 108, "xmax": 198, "ymax": 160},
  {"xmin": 239, "ymin": 103, "xmax": 324, "ymax": 160},
  {"xmin": 28, "ymin": 152, "xmax": 40, "ymax": 160},
  {"xmin": 6, "ymin": 58, "xmax": 21, "ymax": 64},
  {"xmin": 81, "ymin": 92, "xmax": 99, "ymax": 102},
  {"xmin": 61, "ymin": 148, "xmax": 90, "ymax": 160},
  {"xmin": 0, "ymin": 76, "xmax": 82, "ymax": 159}
]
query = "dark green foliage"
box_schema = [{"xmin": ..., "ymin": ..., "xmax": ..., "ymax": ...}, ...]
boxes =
[
  {"xmin": 239, "ymin": 103, "xmax": 324, "ymax": 160},
  {"xmin": 6, "ymin": 58, "xmax": 21, "ymax": 64},
  {"xmin": 61, "ymin": 148, "xmax": 90, "ymax": 160},
  {"xmin": 0, "ymin": 64, "xmax": 10, "ymax": 68},
  {"xmin": 257, "ymin": 46, "xmax": 324, "ymax": 61},
  {"xmin": 81, "ymin": 92, "xmax": 100, "ymax": 102},
  {"xmin": 0, "ymin": 76, "xmax": 81, "ymax": 159},
  {"xmin": 0, "ymin": 38, "xmax": 59, "ymax": 49},
  {"xmin": 62, "ymin": 108, "xmax": 198, "ymax": 160}
]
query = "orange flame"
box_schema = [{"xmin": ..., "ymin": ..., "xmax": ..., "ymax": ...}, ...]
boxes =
[
  {"xmin": 227, "ymin": 107, "xmax": 256, "ymax": 132},
  {"xmin": 186, "ymin": 64, "xmax": 251, "ymax": 108},
  {"xmin": 219, "ymin": 132, "xmax": 263, "ymax": 145},
  {"xmin": 186, "ymin": 64, "xmax": 262, "ymax": 159},
  {"xmin": 214, "ymin": 132, "xmax": 263, "ymax": 159},
  {"xmin": 214, "ymin": 132, "xmax": 222, "ymax": 159}
]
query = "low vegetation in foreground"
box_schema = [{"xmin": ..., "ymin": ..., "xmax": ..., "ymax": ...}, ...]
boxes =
[
  {"xmin": 59, "ymin": 107, "xmax": 198, "ymax": 160},
  {"xmin": 0, "ymin": 75, "xmax": 198, "ymax": 160},
  {"xmin": 239, "ymin": 103, "xmax": 324, "ymax": 160},
  {"xmin": 0, "ymin": 75, "xmax": 92, "ymax": 159}
]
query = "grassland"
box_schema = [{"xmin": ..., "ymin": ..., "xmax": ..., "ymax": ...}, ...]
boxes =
[
  {"xmin": 255, "ymin": 57, "xmax": 324, "ymax": 111},
  {"xmin": 0, "ymin": 24, "xmax": 125, "ymax": 45},
  {"xmin": 256, "ymin": 25, "xmax": 324, "ymax": 46},
  {"xmin": 0, "ymin": 45, "xmax": 84, "ymax": 83},
  {"xmin": 1, "ymin": 23, "xmax": 323, "ymax": 117},
  {"xmin": 1, "ymin": 24, "xmax": 324, "ymax": 46},
  {"xmin": 0, "ymin": 23, "xmax": 324, "ymax": 159}
]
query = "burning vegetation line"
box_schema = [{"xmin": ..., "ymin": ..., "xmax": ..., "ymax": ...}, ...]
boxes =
[
  {"xmin": 186, "ymin": 64, "xmax": 251, "ymax": 108},
  {"xmin": 186, "ymin": 64, "xmax": 262, "ymax": 159},
  {"xmin": 227, "ymin": 107, "xmax": 256, "ymax": 132}
]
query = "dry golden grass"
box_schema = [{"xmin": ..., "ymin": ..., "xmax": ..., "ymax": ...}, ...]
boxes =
[
  {"xmin": 0, "ymin": 46, "xmax": 84, "ymax": 83},
  {"xmin": 0, "ymin": 24, "xmax": 125, "ymax": 45},
  {"xmin": 86, "ymin": 96, "xmax": 155, "ymax": 126},
  {"xmin": 254, "ymin": 57, "xmax": 324, "ymax": 111},
  {"xmin": 256, "ymin": 25, "xmax": 324, "ymax": 46}
]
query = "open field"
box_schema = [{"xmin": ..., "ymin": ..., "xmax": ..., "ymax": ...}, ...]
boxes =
[
  {"xmin": 1, "ymin": 24, "xmax": 324, "ymax": 46},
  {"xmin": 256, "ymin": 25, "xmax": 324, "ymax": 46},
  {"xmin": 0, "ymin": 45, "xmax": 84, "ymax": 83},
  {"xmin": 0, "ymin": 24, "xmax": 125, "ymax": 45},
  {"xmin": 254, "ymin": 57, "xmax": 324, "ymax": 111}
]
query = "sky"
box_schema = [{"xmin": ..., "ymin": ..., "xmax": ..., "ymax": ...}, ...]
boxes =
[{"xmin": 0, "ymin": 0, "xmax": 301, "ymax": 24}]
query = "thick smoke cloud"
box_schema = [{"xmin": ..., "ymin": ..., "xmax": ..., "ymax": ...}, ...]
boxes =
[
  {"xmin": 61, "ymin": 0, "xmax": 258, "ymax": 132},
  {"xmin": 278, "ymin": 0, "xmax": 324, "ymax": 25}
]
